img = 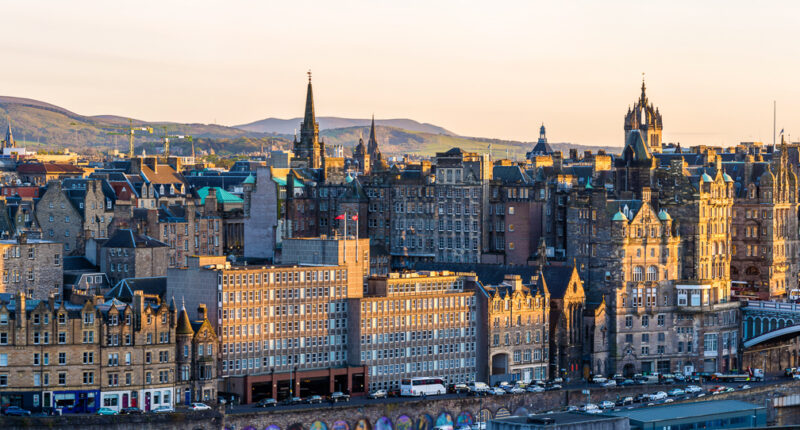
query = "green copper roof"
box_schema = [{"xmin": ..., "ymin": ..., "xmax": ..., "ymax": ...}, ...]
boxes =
[
  {"xmin": 722, "ymin": 173, "xmax": 733, "ymax": 183},
  {"xmin": 658, "ymin": 209, "xmax": 671, "ymax": 221},
  {"xmin": 197, "ymin": 187, "xmax": 243, "ymax": 204},
  {"xmin": 271, "ymin": 176, "xmax": 305, "ymax": 187},
  {"xmin": 243, "ymin": 174, "xmax": 255, "ymax": 184},
  {"xmin": 612, "ymin": 210, "xmax": 628, "ymax": 221},
  {"xmin": 701, "ymin": 173, "xmax": 713, "ymax": 182}
]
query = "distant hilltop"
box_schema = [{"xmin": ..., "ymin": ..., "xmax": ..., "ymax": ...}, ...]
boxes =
[
  {"xmin": 235, "ymin": 116, "xmax": 454, "ymax": 136},
  {"xmin": 0, "ymin": 95, "xmax": 617, "ymax": 157}
]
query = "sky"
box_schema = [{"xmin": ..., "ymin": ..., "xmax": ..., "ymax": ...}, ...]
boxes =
[{"xmin": 1, "ymin": 1, "xmax": 800, "ymax": 148}]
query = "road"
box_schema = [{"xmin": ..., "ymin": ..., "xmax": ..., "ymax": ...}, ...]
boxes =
[{"xmin": 226, "ymin": 374, "xmax": 791, "ymax": 415}]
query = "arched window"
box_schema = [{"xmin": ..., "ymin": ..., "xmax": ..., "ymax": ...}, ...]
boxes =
[
  {"xmin": 646, "ymin": 266, "xmax": 658, "ymax": 281},
  {"xmin": 633, "ymin": 266, "xmax": 644, "ymax": 282}
]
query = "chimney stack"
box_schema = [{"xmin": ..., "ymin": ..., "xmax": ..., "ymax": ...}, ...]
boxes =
[{"xmin": 197, "ymin": 304, "xmax": 207, "ymax": 321}]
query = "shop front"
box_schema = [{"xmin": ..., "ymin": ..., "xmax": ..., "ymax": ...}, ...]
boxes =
[
  {"xmin": 52, "ymin": 390, "xmax": 100, "ymax": 414},
  {"xmin": 101, "ymin": 390, "xmax": 138, "ymax": 412},
  {"xmin": 141, "ymin": 387, "xmax": 173, "ymax": 412}
]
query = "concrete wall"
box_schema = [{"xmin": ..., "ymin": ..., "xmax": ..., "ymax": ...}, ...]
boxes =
[{"xmin": 244, "ymin": 167, "xmax": 278, "ymax": 260}]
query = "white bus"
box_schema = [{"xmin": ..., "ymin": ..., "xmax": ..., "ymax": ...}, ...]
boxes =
[{"xmin": 400, "ymin": 377, "xmax": 446, "ymax": 396}]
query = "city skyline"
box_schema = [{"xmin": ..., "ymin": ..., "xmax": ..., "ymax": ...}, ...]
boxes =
[{"xmin": 2, "ymin": 1, "xmax": 800, "ymax": 148}]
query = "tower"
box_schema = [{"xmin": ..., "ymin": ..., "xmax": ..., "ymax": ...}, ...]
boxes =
[
  {"xmin": 353, "ymin": 134, "xmax": 370, "ymax": 175},
  {"xmin": 4, "ymin": 117, "xmax": 14, "ymax": 150},
  {"xmin": 365, "ymin": 115, "xmax": 386, "ymax": 172},
  {"xmin": 624, "ymin": 77, "xmax": 663, "ymax": 153},
  {"xmin": 292, "ymin": 71, "xmax": 324, "ymax": 168}
]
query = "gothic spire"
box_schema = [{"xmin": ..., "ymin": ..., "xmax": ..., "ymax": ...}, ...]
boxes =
[
  {"xmin": 4, "ymin": 117, "xmax": 14, "ymax": 149},
  {"xmin": 303, "ymin": 70, "xmax": 316, "ymax": 131}
]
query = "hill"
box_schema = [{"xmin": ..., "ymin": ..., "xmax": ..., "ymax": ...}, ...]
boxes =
[
  {"xmin": 236, "ymin": 116, "xmax": 454, "ymax": 136},
  {"xmin": 0, "ymin": 95, "xmax": 617, "ymax": 158}
]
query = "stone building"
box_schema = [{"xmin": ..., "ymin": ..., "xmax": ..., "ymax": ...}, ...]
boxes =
[
  {"xmin": 175, "ymin": 302, "xmax": 218, "ymax": 404},
  {"xmin": 482, "ymin": 273, "xmax": 550, "ymax": 383},
  {"xmin": 16, "ymin": 162, "xmax": 86, "ymax": 186},
  {"xmin": 0, "ymin": 290, "xmax": 197, "ymax": 413},
  {"xmin": 0, "ymin": 236, "xmax": 63, "ymax": 299},
  {"xmin": 544, "ymin": 265, "xmax": 586, "ymax": 380},
  {"xmin": 484, "ymin": 164, "xmax": 541, "ymax": 265},
  {"xmin": 624, "ymin": 79, "xmax": 663, "ymax": 153},
  {"xmin": 166, "ymin": 237, "xmax": 370, "ymax": 404},
  {"xmin": 100, "ymin": 229, "xmax": 169, "ymax": 285},
  {"xmin": 351, "ymin": 271, "xmax": 479, "ymax": 392},
  {"xmin": 726, "ymin": 142, "xmax": 799, "ymax": 300},
  {"xmin": 432, "ymin": 148, "xmax": 490, "ymax": 264},
  {"xmin": 36, "ymin": 179, "xmax": 115, "ymax": 255}
]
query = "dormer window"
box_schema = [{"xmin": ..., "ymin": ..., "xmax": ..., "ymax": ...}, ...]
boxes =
[{"xmin": 0, "ymin": 313, "xmax": 7, "ymax": 325}]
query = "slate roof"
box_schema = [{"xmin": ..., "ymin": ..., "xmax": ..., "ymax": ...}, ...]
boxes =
[
  {"xmin": 102, "ymin": 229, "xmax": 167, "ymax": 249},
  {"xmin": 63, "ymin": 256, "xmax": 98, "ymax": 272},
  {"xmin": 105, "ymin": 277, "xmax": 167, "ymax": 302},
  {"xmin": 541, "ymin": 265, "xmax": 576, "ymax": 299},
  {"xmin": 493, "ymin": 165, "xmax": 531, "ymax": 184}
]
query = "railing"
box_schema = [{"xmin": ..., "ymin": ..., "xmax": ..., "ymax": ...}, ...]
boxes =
[{"xmin": 744, "ymin": 300, "xmax": 800, "ymax": 312}]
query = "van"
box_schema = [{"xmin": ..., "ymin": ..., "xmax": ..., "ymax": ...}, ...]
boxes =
[{"xmin": 468, "ymin": 382, "xmax": 490, "ymax": 393}]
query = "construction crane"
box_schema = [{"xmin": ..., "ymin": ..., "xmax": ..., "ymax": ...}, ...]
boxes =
[
  {"xmin": 157, "ymin": 126, "xmax": 192, "ymax": 159},
  {"xmin": 105, "ymin": 119, "xmax": 153, "ymax": 158}
]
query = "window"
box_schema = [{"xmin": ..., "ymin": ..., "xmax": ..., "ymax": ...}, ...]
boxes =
[{"xmin": 625, "ymin": 316, "xmax": 632, "ymax": 328}]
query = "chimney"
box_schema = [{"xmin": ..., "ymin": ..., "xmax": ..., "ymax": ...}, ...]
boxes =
[
  {"xmin": 133, "ymin": 290, "xmax": 145, "ymax": 315},
  {"xmin": 48, "ymin": 293, "xmax": 55, "ymax": 311},
  {"xmin": 197, "ymin": 304, "xmax": 207, "ymax": 321},
  {"xmin": 15, "ymin": 292, "xmax": 25, "ymax": 326},
  {"xmin": 504, "ymin": 274, "xmax": 523, "ymax": 291},
  {"xmin": 641, "ymin": 187, "xmax": 651, "ymax": 204}
]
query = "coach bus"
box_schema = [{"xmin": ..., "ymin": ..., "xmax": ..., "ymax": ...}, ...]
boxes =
[{"xmin": 400, "ymin": 377, "xmax": 447, "ymax": 396}]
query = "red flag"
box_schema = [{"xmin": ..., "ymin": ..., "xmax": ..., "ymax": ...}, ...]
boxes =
[
  {"xmin": 351, "ymin": 215, "xmax": 359, "ymax": 221},
  {"xmin": 334, "ymin": 214, "xmax": 345, "ymax": 220}
]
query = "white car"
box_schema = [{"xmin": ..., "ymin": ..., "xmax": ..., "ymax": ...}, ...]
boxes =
[
  {"xmin": 491, "ymin": 387, "xmax": 506, "ymax": 395},
  {"xmin": 368, "ymin": 389, "xmax": 387, "ymax": 399},
  {"xmin": 151, "ymin": 406, "xmax": 174, "ymax": 413},
  {"xmin": 602, "ymin": 380, "xmax": 617, "ymax": 388},
  {"xmin": 667, "ymin": 388, "xmax": 685, "ymax": 397},
  {"xmin": 582, "ymin": 403, "xmax": 598, "ymax": 411},
  {"xmin": 650, "ymin": 391, "xmax": 668, "ymax": 401},
  {"xmin": 599, "ymin": 400, "xmax": 615, "ymax": 409},
  {"xmin": 592, "ymin": 376, "xmax": 608, "ymax": 384},
  {"xmin": 509, "ymin": 387, "xmax": 526, "ymax": 394},
  {"xmin": 526, "ymin": 385, "xmax": 545, "ymax": 393},
  {"xmin": 586, "ymin": 408, "xmax": 603, "ymax": 414},
  {"xmin": 189, "ymin": 403, "xmax": 211, "ymax": 411},
  {"xmin": 685, "ymin": 385, "xmax": 702, "ymax": 394}
]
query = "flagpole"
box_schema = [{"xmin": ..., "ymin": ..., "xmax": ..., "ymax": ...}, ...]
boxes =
[{"xmin": 344, "ymin": 211, "xmax": 347, "ymax": 263}]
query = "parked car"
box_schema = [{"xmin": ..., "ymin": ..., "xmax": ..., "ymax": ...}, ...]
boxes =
[
  {"xmin": 599, "ymin": 401, "xmax": 615, "ymax": 409},
  {"xmin": 330, "ymin": 392, "xmax": 350, "ymax": 402},
  {"xmin": 449, "ymin": 383, "xmax": 470, "ymax": 394},
  {"xmin": 602, "ymin": 380, "xmax": 617, "ymax": 388},
  {"xmin": 490, "ymin": 387, "xmax": 506, "ymax": 395},
  {"xmin": 564, "ymin": 405, "xmax": 579, "ymax": 412},
  {"xmin": 509, "ymin": 387, "xmax": 526, "ymax": 394},
  {"xmin": 468, "ymin": 382, "xmax": 491, "ymax": 393},
  {"xmin": 650, "ymin": 391, "xmax": 668, "ymax": 401},
  {"xmin": 306, "ymin": 395, "xmax": 323, "ymax": 404},
  {"xmin": 369, "ymin": 389, "xmax": 388, "ymax": 399},
  {"xmin": 284, "ymin": 396, "xmax": 303, "ymax": 405},
  {"xmin": 633, "ymin": 393, "xmax": 649, "ymax": 403},
  {"xmin": 739, "ymin": 384, "xmax": 752, "ymax": 390},
  {"xmin": 615, "ymin": 396, "xmax": 634, "ymax": 406},
  {"xmin": 388, "ymin": 388, "xmax": 401, "ymax": 397},
  {"xmin": 591, "ymin": 376, "xmax": 608, "ymax": 384},
  {"xmin": 120, "ymin": 407, "xmax": 143, "ymax": 415},
  {"xmin": 526, "ymin": 385, "xmax": 545, "ymax": 393},
  {"xmin": 151, "ymin": 406, "xmax": 174, "ymax": 413},
  {"xmin": 3, "ymin": 406, "xmax": 31, "ymax": 417},
  {"xmin": 667, "ymin": 388, "xmax": 685, "ymax": 397},
  {"xmin": 97, "ymin": 407, "xmax": 117, "ymax": 416},
  {"xmin": 190, "ymin": 403, "xmax": 211, "ymax": 411},
  {"xmin": 685, "ymin": 385, "xmax": 703, "ymax": 394},
  {"xmin": 674, "ymin": 374, "xmax": 686, "ymax": 382},
  {"xmin": 586, "ymin": 408, "xmax": 603, "ymax": 414},
  {"xmin": 545, "ymin": 384, "xmax": 562, "ymax": 391},
  {"xmin": 256, "ymin": 398, "xmax": 277, "ymax": 407},
  {"xmin": 582, "ymin": 403, "xmax": 598, "ymax": 411}
]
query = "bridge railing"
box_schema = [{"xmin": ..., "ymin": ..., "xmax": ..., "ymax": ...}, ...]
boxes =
[{"xmin": 744, "ymin": 300, "xmax": 800, "ymax": 312}]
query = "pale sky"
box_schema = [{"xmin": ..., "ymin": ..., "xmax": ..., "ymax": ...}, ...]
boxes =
[{"xmin": 2, "ymin": 1, "xmax": 799, "ymax": 148}]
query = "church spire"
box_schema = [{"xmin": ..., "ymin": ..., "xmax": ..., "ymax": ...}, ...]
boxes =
[
  {"xmin": 303, "ymin": 70, "xmax": 316, "ymax": 132},
  {"xmin": 367, "ymin": 115, "xmax": 377, "ymax": 151},
  {"xmin": 294, "ymin": 70, "xmax": 323, "ymax": 168},
  {"xmin": 4, "ymin": 117, "xmax": 14, "ymax": 149},
  {"xmin": 640, "ymin": 73, "xmax": 647, "ymax": 104}
]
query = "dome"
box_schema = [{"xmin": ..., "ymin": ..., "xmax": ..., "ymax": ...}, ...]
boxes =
[
  {"xmin": 612, "ymin": 210, "xmax": 628, "ymax": 222},
  {"xmin": 658, "ymin": 209, "xmax": 671, "ymax": 221}
]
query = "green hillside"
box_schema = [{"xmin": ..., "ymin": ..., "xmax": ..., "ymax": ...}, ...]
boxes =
[{"xmin": 0, "ymin": 96, "xmax": 617, "ymax": 158}]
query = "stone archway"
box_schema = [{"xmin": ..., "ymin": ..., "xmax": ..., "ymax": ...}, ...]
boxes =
[{"xmin": 623, "ymin": 363, "xmax": 636, "ymax": 377}]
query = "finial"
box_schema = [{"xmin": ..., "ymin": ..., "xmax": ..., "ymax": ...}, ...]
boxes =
[
  {"xmin": 307, "ymin": 69, "xmax": 312, "ymax": 83},
  {"xmin": 181, "ymin": 296, "xmax": 186, "ymax": 310}
]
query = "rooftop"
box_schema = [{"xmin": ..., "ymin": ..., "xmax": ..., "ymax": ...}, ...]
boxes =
[{"xmin": 607, "ymin": 400, "xmax": 763, "ymax": 423}]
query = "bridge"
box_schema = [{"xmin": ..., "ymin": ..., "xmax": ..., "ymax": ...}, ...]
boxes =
[{"xmin": 742, "ymin": 300, "xmax": 800, "ymax": 348}]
